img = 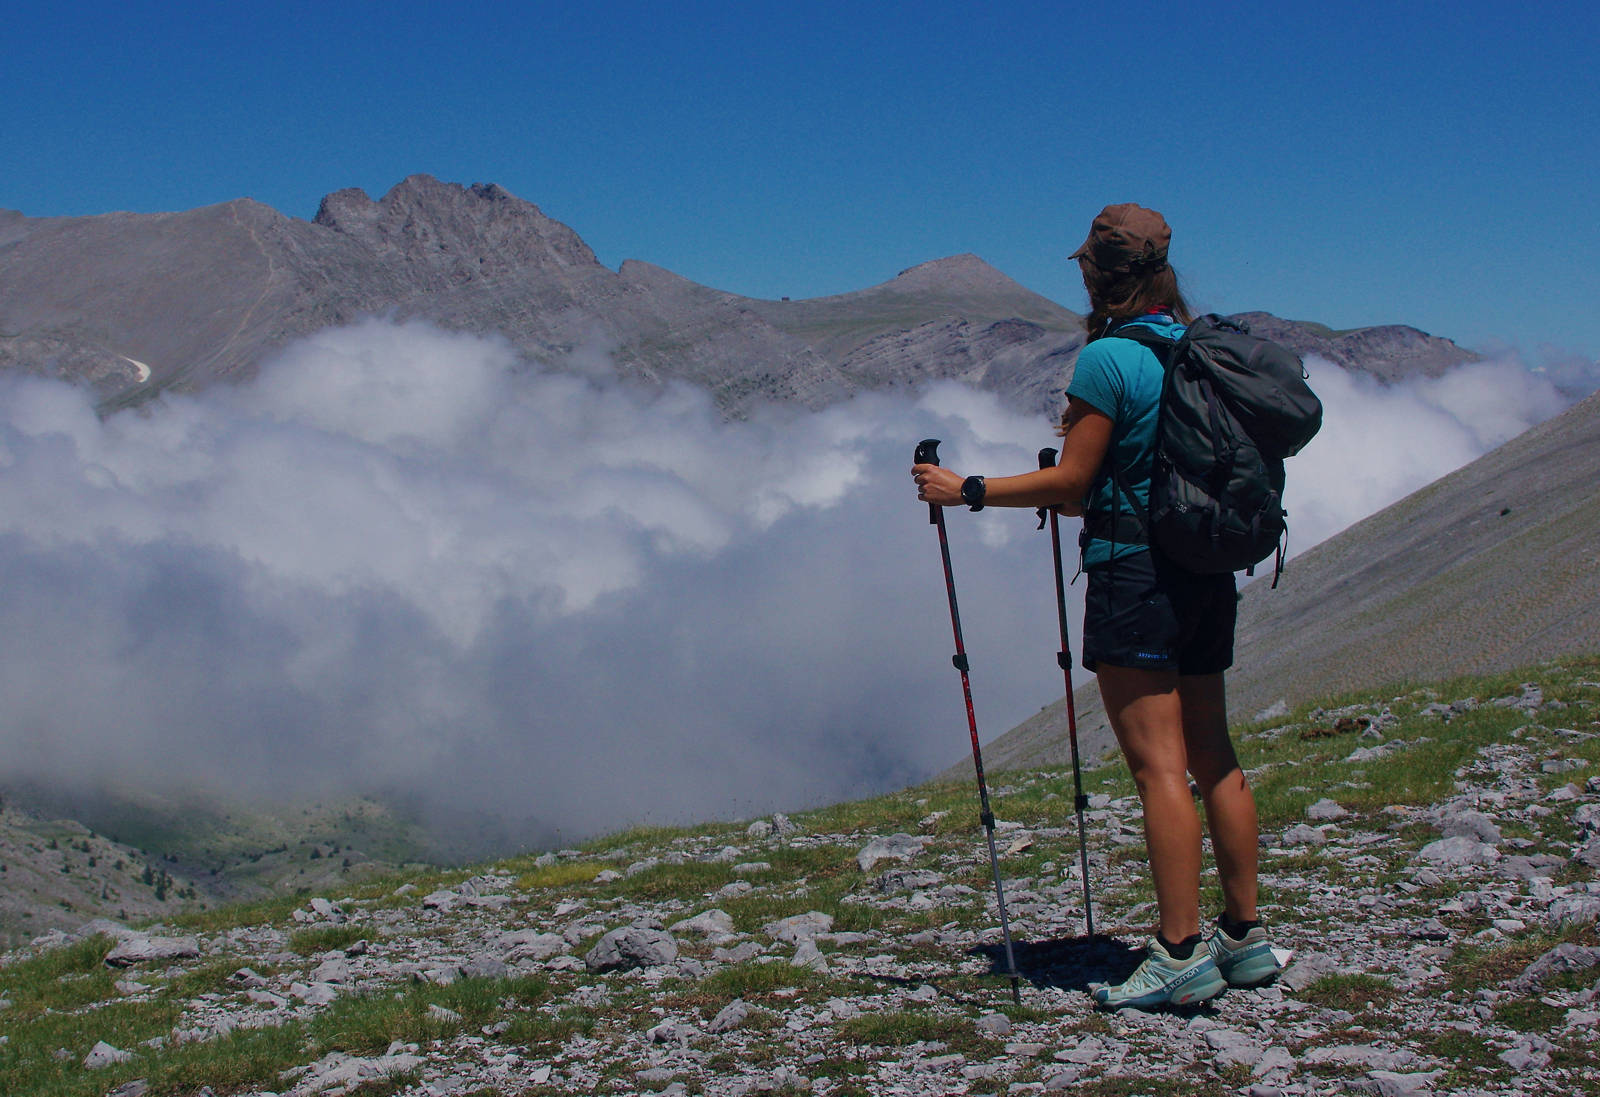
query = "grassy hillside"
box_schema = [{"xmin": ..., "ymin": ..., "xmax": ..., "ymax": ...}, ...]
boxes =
[
  {"xmin": 0, "ymin": 788, "xmax": 441, "ymax": 950},
  {"xmin": 3, "ymin": 656, "xmax": 1597, "ymax": 1095}
]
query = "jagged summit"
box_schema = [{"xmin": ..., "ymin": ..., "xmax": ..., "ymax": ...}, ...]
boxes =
[{"xmin": 311, "ymin": 175, "xmax": 600, "ymax": 275}]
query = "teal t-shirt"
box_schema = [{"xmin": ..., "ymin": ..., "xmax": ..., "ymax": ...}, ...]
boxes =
[{"xmin": 1065, "ymin": 313, "xmax": 1186, "ymax": 567}]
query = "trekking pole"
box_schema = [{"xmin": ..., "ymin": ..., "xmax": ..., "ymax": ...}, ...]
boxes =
[
  {"xmin": 1036, "ymin": 447, "xmax": 1095, "ymax": 939},
  {"xmin": 914, "ymin": 438, "xmax": 1022, "ymax": 1004}
]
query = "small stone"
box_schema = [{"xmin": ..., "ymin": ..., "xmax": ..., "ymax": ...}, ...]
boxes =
[
  {"xmin": 764, "ymin": 911, "xmax": 833, "ymax": 943},
  {"xmin": 84, "ymin": 1041, "xmax": 133, "ymax": 1069},
  {"xmin": 647, "ymin": 1020, "xmax": 699, "ymax": 1046},
  {"xmin": 427, "ymin": 1003, "xmax": 462, "ymax": 1023},
  {"xmin": 708, "ymin": 999, "xmax": 750, "ymax": 1033},
  {"xmin": 712, "ymin": 941, "xmax": 764, "ymax": 963},
  {"xmin": 1406, "ymin": 919, "xmax": 1451, "ymax": 941},
  {"xmin": 856, "ymin": 833, "xmax": 929, "ymax": 871},
  {"xmin": 1306, "ymin": 798, "xmax": 1348, "ymax": 821},
  {"xmin": 1438, "ymin": 807, "xmax": 1501, "ymax": 844},
  {"xmin": 1353, "ymin": 1072, "xmax": 1443, "ymax": 1097},
  {"xmin": 975, "ymin": 1012, "xmax": 1012, "ymax": 1036},
  {"xmin": 310, "ymin": 957, "xmax": 351, "ymax": 983},
  {"xmin": 1282, "ymin": 823, "xmax": 1327, "ymax": 846},
  {"xmin": 1416, "ymin": 835, "xmax": 1499, "ymax": 867},
  {"xmin": 792, "ymin": 938, "xmax": 828, "ymax": 970},
  {"xmin": 1204, "ymin": 1028, "xmax": 1264, "ymax": 1069},
  {"xmin": 670, "ymin": 909, "xmax": 735, "ymax": 937},
  {"xmin": 1255, "ymin": 699, "xmax": 1291, "ymax": 721},
  {"xmin": 227, "ymin": 967, "xmax": 268, "ymax": 989},
  {"xmin": 1053, "ymin": 1036, "xmax": 1105, "ymax": 1065},
  {"xmin": 1498, "ymin": 1036, "xmax": 1556, "ymax": 1071}
]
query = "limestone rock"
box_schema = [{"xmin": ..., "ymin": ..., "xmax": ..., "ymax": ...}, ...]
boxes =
[
  {"xmin": 84, "ymin": 1041, "xmax": 132, "ymax": 1068},
  {"xmin": 104, "ymin": 935, "xmax": 201, "ymax": 967},
  {"xmin": 856, "ymin": 833, "xmax": 928, "ymax": 871},
  {"xmin": 584, "ymin": 926, "xmax": 679, "ymax": 973}
]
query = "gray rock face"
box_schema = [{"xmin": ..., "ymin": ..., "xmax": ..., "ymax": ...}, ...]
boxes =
[
  {"xmin": 583, "ymin": 926, "xmax": 679, "ymax": 972},
  {"xmin": 103, "ymin": 934, "xmax": 201, "ymax": 967}
]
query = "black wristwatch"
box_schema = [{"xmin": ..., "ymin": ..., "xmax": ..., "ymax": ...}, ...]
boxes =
[{"xmin": 961, "ymin": 475, "xmax": 986, "ymax": 511}]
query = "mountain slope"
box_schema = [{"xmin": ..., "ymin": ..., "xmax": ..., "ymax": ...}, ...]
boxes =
[
  {"xmin": 1, "ymin": 177, "xmax": 1473, "ymax": 417},
  {"xmin": 974, "ymin": 388, "xmax": 1600, "ymax": 775},
  {"xmin": 2, "ymin": 659, "xmax": 1596, "ymax": 1096}
]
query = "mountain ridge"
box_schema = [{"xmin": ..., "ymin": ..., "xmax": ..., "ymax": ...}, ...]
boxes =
[{"xmin": 0, "ymin": 175, "xmax": 1476, "ymax": 417}]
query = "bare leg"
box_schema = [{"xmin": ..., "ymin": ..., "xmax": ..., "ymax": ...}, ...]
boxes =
[
  {"xmin": 1179, "ymin": 672, "xmax": 1259, "ymax": 923},
  {"xmin": 1096, "ymin": 664, "xmax": 1201, "ymax": 943}
]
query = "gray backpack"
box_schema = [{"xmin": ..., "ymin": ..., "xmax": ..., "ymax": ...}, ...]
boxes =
[{"xmin": 1109, "ymin": 314, "xmax": 1322, "ymax": 582}]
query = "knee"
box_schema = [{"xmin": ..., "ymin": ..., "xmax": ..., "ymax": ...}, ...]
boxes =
[
  {"xmin": 1128, "ymin": 762, "xmax": 1192, "ymax": 801},
  {"xmin": 1192, "ymin": 761, "xmax": 1247, "ymax": 799}
]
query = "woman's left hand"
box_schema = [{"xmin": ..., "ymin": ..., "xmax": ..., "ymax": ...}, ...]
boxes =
[{"xmin": 912, "ymin": 463, "xmax": 965, "ymax": 507}]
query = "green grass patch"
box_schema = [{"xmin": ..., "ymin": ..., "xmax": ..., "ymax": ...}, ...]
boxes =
[
  {"xmin": 500, "ymin": 1005, "xmax": 598, "ymax": 1051},
  {"xmin": 835, "ymin": 1010, "xmax": 995, "ymax": 1055},
  {"xmin": 697, "ymin": 961, "xmax": 830, "ymax": 1003},
  {"xmin": 1494, "ymin": 996, "xmax": 1566, "ymax": 1033},
  {"xmin": 515, "ymin": 861, "xmax": 606, "ymax": 890},
  {"xmin": 599, "ymin": 860, "xmax": 735, "ymax": 902},
  {"xmin": 307, "ymin": 974, "xmax": 544, "ymax": 1055},
  {"xmin": 0, "ymin": 996, "xmax": 183, "ymax": 1097},
  {"xmin": 1297, "ymin": 972, "xmax": 1401, "ymax": 1012},
  {"xmin": 0, "ymin": 935, "xmax": 120, "ymax": 1014},
  {"xmin": 1447, "ymin": 923, "xmax": 1599, "ymax": 993},
  {"xmin": 289, "ymin": 923, "xmax": 369, "ymax": 955}
]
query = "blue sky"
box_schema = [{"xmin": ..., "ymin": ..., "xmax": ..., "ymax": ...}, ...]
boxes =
[{"xmin": 3, "ymin": 0, "xmax": 1596, "ymax": 359}]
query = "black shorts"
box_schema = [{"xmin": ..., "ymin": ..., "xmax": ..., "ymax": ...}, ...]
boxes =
[{"xmin": 1081, "ymin": 549, "xmax": 1237, "ymax": 675}]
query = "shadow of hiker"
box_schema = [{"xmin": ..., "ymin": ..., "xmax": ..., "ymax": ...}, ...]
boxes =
[{"xmin": 971, "ymin": 934, "xmax": 1144, "ymax": 993}]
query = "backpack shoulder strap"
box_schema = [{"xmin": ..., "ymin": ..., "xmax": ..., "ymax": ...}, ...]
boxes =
[{"xmin": 1104, "ymin": 321, "xmax": 1178, "ymax": 364}]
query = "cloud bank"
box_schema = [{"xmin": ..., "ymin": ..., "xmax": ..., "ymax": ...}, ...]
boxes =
[{"xmin": 0, "ymin": 322, "xmax": 1584, "ymax": 849}]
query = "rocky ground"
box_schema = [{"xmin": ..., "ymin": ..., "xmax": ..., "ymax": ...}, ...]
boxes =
[{"xmin": 2, "ymin": 662, "xmax": 1597, "ymax": 1097}]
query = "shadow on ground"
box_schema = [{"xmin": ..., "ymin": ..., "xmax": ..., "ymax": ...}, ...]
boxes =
[{"xmin": 975, "ymin": 933, "xmax": 1146, "ymax": 992}]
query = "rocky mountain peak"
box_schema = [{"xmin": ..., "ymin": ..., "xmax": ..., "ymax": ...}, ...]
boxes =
[
  {"xmin": 311, "ymin": 174, "xmax": 599, "ymax": 274},
  {"xmin": 890, "ymin": 253, "xmax": 1022, "ymax": 295}
]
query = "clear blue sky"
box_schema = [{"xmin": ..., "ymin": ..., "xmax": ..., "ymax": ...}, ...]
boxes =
[{"xmin": 3, "ymin": 0, "xmax": 1596, "ymax": 359}]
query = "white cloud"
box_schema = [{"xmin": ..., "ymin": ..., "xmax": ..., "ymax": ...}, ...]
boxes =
[{"xmin": 0, "ymin": 321, "xmax": 1583, "ymax": 847}]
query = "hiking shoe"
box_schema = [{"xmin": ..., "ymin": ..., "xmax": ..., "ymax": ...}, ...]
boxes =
[
  {"xmin": 1090, "ymin": 937, "xmax": 1226, "ymax": 1010},
  {"xmin": 1206, "ymin": 921, "xmax": 1282, "ymax": 987}
]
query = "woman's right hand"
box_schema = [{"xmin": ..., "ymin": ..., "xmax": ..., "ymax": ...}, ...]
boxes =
[{"xmin": 912, "ymin": 464, "xmax": 964, "ymax": 507}]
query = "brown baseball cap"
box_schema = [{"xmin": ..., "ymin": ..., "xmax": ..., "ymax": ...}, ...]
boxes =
[{"xmin": 1071, "ymin": 203, "xmax": 1171, "ymax": 273}]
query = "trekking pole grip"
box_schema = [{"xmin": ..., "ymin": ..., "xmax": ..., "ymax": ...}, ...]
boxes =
[
  {"xmin": 1035, "ymin": 447, "xmax": 1057, "ymax": 529},
  {"xmin": 915, "ymin": 438, "xmax": 942, "ymax": 524}
]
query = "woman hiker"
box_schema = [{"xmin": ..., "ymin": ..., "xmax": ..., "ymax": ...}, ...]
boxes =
[{"xmin": 911, "ymin": 203, "xmax": 1282, "ymax": 1010}]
